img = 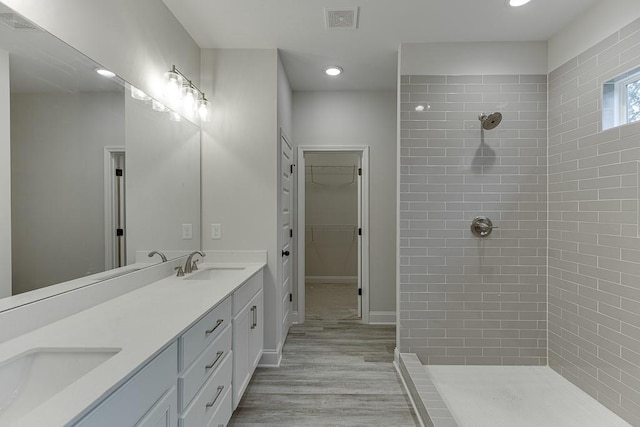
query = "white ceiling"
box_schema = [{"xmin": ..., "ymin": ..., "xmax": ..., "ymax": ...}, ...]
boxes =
[{"xmin": 162, "ymin": 0, "xmax": 600, "ymax": 91}]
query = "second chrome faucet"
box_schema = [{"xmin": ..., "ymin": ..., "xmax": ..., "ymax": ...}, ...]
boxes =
[
  {"xmin": 175, "ymin": 251, "xmax": 206, "ymax": 277},
  {"xmin": 184, "ymin": 251, "xmax": 206, "ymax": 274}
]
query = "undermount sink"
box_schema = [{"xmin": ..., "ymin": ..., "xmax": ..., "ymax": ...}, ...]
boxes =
[
  {"xmin": 0, "ymin": 348, "xmax": 120, "ymax": 424},
  {"xmin": 184, "ymin": 267, "xmax": 246, "ymax": 281}
]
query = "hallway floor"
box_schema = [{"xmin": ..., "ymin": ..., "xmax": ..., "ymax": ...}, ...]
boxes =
[{"xmin": 229, "ymin": 284, "xmax": 418, "ymax": 426}]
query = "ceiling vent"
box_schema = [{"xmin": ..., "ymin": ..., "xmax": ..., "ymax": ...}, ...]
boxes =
[
  {"xmin": 325, "ymin": 7, "xmax": 359, "ymax": 30},
  {"xmin": 0, "ymin": 13, "xmax": 40, "ymax": 31}
]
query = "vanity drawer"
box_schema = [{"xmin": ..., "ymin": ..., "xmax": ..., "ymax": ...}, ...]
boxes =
[
  {"xmin": 180, "ymin": 297, "xmax": 231, "ymax": 370},
  {"xmin": 179, "ymin": 352, "xmax": 232, "ymax": 427},
  {"xmin": 179, "ymin": 324, "xmax": 232, "ymax": 411},
  {"xmin": 205, "ymin": 385, "xmax": 232, "ymax": 427},
  {"xmin": 232, "ymin": 270, "xmax": 263, "ymax": 316}
]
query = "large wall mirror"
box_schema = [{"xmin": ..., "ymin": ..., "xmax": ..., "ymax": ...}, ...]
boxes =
[{"xmin": 0, "ymin": 2, "xmax": 201, "ymax": 306}]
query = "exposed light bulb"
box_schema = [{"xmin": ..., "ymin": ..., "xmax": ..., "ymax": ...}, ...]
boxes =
[
  {"xmin": 164, "ymin": 70, "xmax": 183, "ymax": 103},
  {"xmin": 197, "ymin": 99, "xmax": 211, "ymax": 122},
  {"xmin": 182, "ymin": 85, "xmax": 198, "ymax": 112}
]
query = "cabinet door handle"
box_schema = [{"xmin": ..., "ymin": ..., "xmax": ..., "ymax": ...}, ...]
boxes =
[
  {"xmin": 205, "ymin": 319, "xmax": 224, "ymax": 335},
  {"xmin": 205, "ymin": 385, "xmax": 224, "ymax": 409},
  {"xmin": 251, "ymin": 305, "xmax": 258, "ymax": 329},
  {"xmin": 205, "ymin": 351, "xmax": 224, "ymax": 370}
]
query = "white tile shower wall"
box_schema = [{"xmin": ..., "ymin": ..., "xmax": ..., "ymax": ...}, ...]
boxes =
[
  {"xmin": 548, "ymin": 16, "xmax": 640, "ymax": 425},
  {"xmin": 399, "ymin": 74, "xmax": 548, "ymax": 366}
]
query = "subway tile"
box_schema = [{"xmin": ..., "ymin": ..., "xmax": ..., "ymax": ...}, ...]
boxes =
[{"xmin": 578, "ymin": 33, "xmax": 620, "ymax": 64}]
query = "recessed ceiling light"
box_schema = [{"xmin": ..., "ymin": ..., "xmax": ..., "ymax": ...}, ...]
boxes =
[
  {"xmin": 509, "ymin": 0, "xmax": 531, "ymax": 6},
  {"xmin": 324, "ymin": 66, "xmax": 343, "ymax": 77},
  {"xmin": 96, "ymin": 68, "xmax": 116, "ymax": 78}
]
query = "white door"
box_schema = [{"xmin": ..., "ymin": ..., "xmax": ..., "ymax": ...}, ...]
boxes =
[
  {"xmin": 104, "ymin": 148, "xmax": 126, "ymax": 270},
  {"xmin": 356, "ymin": 155, "xmax": 363, "ymax": 318},
  {"xmin": 280, "ymin": 132, "xmax": 293, "ymax": 341}
]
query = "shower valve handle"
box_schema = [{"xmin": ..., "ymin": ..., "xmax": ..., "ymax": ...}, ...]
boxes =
[{"xmin": 471, "ymin": 216, "xmax": 496, "ymax": 238}]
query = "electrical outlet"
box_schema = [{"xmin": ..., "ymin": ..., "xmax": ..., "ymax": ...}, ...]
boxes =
[
  {"xmin": 211, "ymin": 224, "xmax": 221, "ymax": 239},
  {"xmin": 182, "ymin": 223, "xmax": 193, "ymax": 240}
]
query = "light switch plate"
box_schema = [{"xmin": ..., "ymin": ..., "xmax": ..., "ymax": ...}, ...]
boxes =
[
  {"xmin": 182, "ymin": 224, "xmax": 193, "ymax": 240},
  {"xmin": 211, "ymin": 224, "xmax": 221, "ymax": 239}
]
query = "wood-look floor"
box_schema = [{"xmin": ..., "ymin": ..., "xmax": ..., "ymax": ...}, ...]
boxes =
[{"xmin": 229, "ymin": 283, "xmax": 418, "ymax": 426}]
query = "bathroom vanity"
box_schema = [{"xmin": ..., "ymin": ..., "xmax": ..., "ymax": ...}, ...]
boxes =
[{"xmin": 0, "ymin": 257, "xmax": 265, "ymax": 426}]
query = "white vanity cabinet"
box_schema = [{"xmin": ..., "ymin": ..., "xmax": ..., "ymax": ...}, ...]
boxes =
[
  {"xmin": 178, "ymin": 297, "xmax": 233, "ymax": 427},
  {"xmin": 232, "ymin": 271, "xmax": 264, "ymax": 409},
  {"xmin": 72, "ymin": 266, "xmax": 264, "ymax": 427},
  {"xmin": 74, "ymin": 342, "xmax": 178, "ymax": 427}
]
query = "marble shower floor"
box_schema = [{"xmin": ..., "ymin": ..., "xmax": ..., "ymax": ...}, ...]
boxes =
[{"xmin": 229, "ymin": 284, "xmax": 418, "ymax": 426}]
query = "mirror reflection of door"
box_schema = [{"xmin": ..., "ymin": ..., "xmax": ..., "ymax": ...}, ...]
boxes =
[{"xmin": 105, "ymin": 150, "xmax": 126, "ymax": 270}]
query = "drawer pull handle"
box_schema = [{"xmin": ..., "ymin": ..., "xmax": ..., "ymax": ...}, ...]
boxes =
[
  {"xmin": 205, "ymin": 351, "xmax": 224, "ymax": 370},
  {"xmin": 205, "ymin": 319, "xmax": 224, "ymax": 335},
  {"xmin": 206, "ymin": 386, "xmax": 224, "ymax": 409}
]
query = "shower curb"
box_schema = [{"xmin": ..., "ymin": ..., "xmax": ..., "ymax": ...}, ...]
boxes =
[{"xmin": 395, "ymin": 350, "xmax": 459, "ymax": 427}]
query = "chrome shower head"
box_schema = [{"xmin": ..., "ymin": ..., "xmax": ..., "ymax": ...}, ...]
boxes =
[{"xmin": 479, "ymin": 112, "xmax": 503, "ymax": 130}]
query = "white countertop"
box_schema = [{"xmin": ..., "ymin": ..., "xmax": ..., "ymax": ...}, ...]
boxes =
[{"xmin": 0, "ymin": 261, "xmax": 265, "ymax": 426}]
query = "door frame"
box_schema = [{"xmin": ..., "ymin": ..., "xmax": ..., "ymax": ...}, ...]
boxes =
[{"xmin": 295, "ymin": 145, "xmax": 370, "ymax": 324}]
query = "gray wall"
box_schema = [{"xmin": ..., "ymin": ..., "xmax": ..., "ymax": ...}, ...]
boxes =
[
  {"xmin": 200, "ymin": 49, "xmax": 284, "ymax": 362},
  {"xmin": 293, "ymin": 91, "xmax": 397, "ymax": 315},
  {"xmin": 548, "ymin": 17, "xmax": 640, "ymax": 425},
  {"xmin": 11, "ymin": 92, "xmax": 124, "ymax": 294},
  {"xmin": 399, "ymin": 74, "xmax": 548, "ymax": 365}
]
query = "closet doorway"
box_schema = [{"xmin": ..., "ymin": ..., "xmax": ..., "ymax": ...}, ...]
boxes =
[{"xmin": 296, "ymin": 146, "xmax": 369, "ymax": 324}]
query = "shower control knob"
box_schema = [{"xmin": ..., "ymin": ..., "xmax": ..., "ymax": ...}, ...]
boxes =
[
  {"xmin": 282, "ymin": 250, "xmax": 290, "ymax": 257},
  {"xmin": 471, "ymin": 216, "xmax": 496, "ymax": 238}
]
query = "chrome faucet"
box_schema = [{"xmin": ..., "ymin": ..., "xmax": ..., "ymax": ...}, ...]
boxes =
[
  {"xmin": 148, "ymin": 250, "xmax": 168, "ymax": 262},
  {"xmin": 184, "ymin": 251, "xmax": 206, "ymax": 274}
]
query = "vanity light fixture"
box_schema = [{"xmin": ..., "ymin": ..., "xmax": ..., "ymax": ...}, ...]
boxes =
[
  {"xmin": 152, "ymin": 99, "xmax": 169, "ymax": 112},
  {"xmin": 130, "ymin": 85, "xmax": 151, "ymax": 101},
  {"xmin": 324, "ymin": 66, "xmax": 343, "ymax": 77},
  {"xmin": 509, "ymin": 0, "xmax": 531, "ymax": 6},
  {"xmin": 95, "ymin": 68, "xmax": 116, "ymax": 78},
  {"xmin": 164, "ymin": 65, "xmax": 211, "ymax": 121},
  {"xmin": 169, "ymin": 111, "xmax": 182, "ymax": 122}
]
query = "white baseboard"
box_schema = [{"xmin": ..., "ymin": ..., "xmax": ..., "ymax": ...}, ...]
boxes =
[
  {"xmin": 292, "ymin": 311, "xmax": 300, "ymax": 324},
  {"xmin": 369, "ymin": 311, "xmax": 396, "ymax": 324},
  {"xmin": 258, "ymin": 349, "xmax": 282, "ymax": 367},
  {"xmin": 305, "ymin": 276, "xmax": 357, "ymax": 284}
]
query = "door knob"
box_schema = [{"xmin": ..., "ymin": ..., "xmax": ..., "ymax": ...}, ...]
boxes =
[{"xmin": 282, "ymin": 250, "xmax": 290, "ymax": 257}]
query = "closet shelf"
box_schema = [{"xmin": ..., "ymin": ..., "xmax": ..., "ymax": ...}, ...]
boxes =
[{"xmin": 305, "ymin": 225, "xmax": 358, "ymax": 242}]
